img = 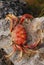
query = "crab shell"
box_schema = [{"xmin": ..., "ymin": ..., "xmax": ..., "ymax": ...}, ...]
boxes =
[{"xmin": 11, "ymin": 24, "xmax": 27, "ymax": 45}]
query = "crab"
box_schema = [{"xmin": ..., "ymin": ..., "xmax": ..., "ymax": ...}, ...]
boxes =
[{"xmin": 4, "ymin": 14, "xmax": 39, "ymax": 60}]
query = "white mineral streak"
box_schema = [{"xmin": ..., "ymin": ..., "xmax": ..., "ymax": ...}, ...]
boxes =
[{"xmin": 0, "ymin": 17, "xmax": 44, "ymax": 65}]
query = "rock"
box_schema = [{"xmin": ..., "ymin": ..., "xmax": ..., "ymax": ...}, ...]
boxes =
[{"xmin": 0, "ymin": 17, "xmax": 44, "ymax": 65}]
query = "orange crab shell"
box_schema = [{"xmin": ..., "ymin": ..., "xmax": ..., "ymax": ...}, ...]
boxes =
[{"xmin": 11, "ymin": 24, "xmax": 27, "ymax": 45}]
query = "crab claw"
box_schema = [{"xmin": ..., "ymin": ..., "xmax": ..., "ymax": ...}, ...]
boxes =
[
  {"xmin": 25, "ymin": 38, "xmax": 40, "ymax": 49},
  {"xmin": 20, "ymin": 14, "xmax": 33, "ymax": 23},
  {"xmin": 5, "ymin": 14, "xmax": 18, "ymax": 32}
]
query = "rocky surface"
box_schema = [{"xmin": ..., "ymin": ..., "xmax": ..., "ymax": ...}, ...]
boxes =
[
  {"xmin": 0, "ymin": 0, "xmax": 29, "ymax": 18},
  {"xmin": 0, "ymin": 18, "xmax": 44, "ymax": 65},
  {"xmin": 0, "ymin": 48, "xmax": 14, "ymax": 65}
]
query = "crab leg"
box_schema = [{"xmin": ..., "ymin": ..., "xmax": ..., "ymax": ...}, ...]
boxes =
[
  {"xmin": 16, "ymin": 45, "xmax": 23, "ymax": 61},
  {"xmin": 24, "ymin": 47, "xmax": 38, "ymax": 54},
  {"xmin": 16, "ymin": 45, "xmax": 23, "ymax": 54},
  {"xmin": 19, "ymin": 50, "xmax": 23, "ymax": 58},
  {"xmin": 17, "ymin": 50, "xmax": 23, "ymax": 61},
  {"xmin": 24, "ymin": 38, "xmax": 40, "ymax": 49},
  {"xmin": 5, "ymin": 44, "xmax": 16, "ymax": 58},
  {"xmin": 20, "ymin": 14, "xmax": 33, "ymax": 23},
  {"xmin": 5, "ymin": 14, "xmax": 18, "ymax": 32},
  {"xmin": 5, "ymin": 51, "xmax": 14, "ymax": 58},
  {"xmin": 5, "ymin": 16, "xmax": 13, "ymax": 32}
]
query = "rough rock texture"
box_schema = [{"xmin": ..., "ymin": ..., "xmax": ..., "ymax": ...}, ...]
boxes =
[
  {"xmin": 0, "ymin": 18, "xmax": 44, "ymax": 65},
  {"xmin": 0, "ymin": 48, "xmax": 14, "ymax": 65}
]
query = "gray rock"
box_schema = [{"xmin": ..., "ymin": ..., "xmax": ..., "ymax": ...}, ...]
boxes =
[{"xmin": 0, "ymin": 17, "xmax": 44, "ymax": 65}]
